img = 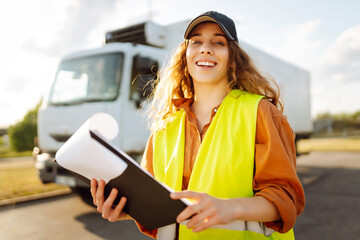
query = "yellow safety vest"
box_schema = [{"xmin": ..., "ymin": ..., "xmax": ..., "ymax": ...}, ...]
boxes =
[{"xmin": 153, "ymin": 90, "xmax": 295, "ymax": 240}]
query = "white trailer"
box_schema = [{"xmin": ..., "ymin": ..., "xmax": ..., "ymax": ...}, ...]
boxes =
[
  {"xmin": 241, "ymin": 41, "xmax": 313, "ymax": 140},
  {"xmin": 35, "ymin": 20, "xmax": 312, "ymax": 200}
]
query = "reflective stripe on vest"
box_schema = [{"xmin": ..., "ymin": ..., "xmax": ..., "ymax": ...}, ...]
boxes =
[{"xmin": 153, "ymin": 90, "xmax": 295, "ymax": 240}]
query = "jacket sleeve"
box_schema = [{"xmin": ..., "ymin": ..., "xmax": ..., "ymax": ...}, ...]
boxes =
[
  {"xmin": 253, "ymin": 99, "xmax": 305, "ymax": 233},
  {"xmin": 133, "ymin": 134, "xmax": 158, "ymax": 239}
]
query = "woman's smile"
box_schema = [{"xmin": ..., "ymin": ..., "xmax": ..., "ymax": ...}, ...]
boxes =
[{"xmin": 196, "ymin": 60, "xmax": 217, "ymax": 69}]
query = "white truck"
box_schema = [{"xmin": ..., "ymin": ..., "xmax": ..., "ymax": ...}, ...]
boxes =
[{"xmin": 35, "ymin": 20, "xmax": 312, "ymax": 201}]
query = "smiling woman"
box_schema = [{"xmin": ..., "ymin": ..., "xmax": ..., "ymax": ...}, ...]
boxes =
[{"xmin": 90, "ymin": 11, "xmax": 305, "ymax": 240}]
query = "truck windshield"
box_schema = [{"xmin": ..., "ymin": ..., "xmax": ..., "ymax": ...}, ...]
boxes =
[{"xmin": 49, "ymin": 53, "xmax": 123, "ymax": 105}]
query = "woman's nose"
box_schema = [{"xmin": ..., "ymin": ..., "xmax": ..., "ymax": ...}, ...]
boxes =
[{"xmin": 200, "ymin": 43, "xmax": 213, "ymax": 55}]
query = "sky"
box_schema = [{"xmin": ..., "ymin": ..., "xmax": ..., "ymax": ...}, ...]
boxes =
[{"xmin": 0, "ymin": 0, "xmax": 360, "ymax": 127}]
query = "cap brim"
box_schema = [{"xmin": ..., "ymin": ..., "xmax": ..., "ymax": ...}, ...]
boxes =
[{"xmin": 184, "ymin": 16, "xmax": 236, "ymax": 41}]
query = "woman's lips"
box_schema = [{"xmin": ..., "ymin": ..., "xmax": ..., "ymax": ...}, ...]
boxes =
[{"xmin": 196, "ymin": 61, "xmax": 217, "ymax": 69}]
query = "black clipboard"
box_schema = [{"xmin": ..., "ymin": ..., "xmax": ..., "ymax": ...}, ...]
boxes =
[{"xmin": 62, "ymin": 130, "xmax": 188, "ymax": 230}]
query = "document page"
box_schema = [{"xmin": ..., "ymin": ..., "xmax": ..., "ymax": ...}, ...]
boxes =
[{"xmin": 55, "ymin": 113, "xmax": 128, "ymax": 184}]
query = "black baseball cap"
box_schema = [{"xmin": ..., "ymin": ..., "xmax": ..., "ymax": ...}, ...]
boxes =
[{"xmin": 184, "ymin": 11, "xmax": 238, "ymax": 42}]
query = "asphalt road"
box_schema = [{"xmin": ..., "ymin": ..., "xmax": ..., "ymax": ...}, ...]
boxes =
[
  {"xmin": 0, "ymin": 193, "xmax": 152, "ymax": 240},
  {"xmin": 0, "ymin": 152, "xmax": 359, "ymax": 239},
  {"xmin": 295, "ymin": 152, "xmax": 360, "ymax": 239}
]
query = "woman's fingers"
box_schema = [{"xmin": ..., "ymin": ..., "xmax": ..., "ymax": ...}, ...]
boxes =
[
  {"xmin": 192, "ymin": 214, "xmax": 219, "ymax": 232},
  {"xmin": 90, "ymin": 178, "xmax": 98, "ymax": 206},
  {"xmin": 95, "ymin": 179, "xmax": 106, "ymax": 212},
  {"xmin": 172, "ymin": 191, "xmax": 209, "ymax": 223},
  {"xmin": 172, "ymin": 191, "xmax": 237, "ymax": 232},
  {"xmin": 172, "ymin": 191, "xmax": 206, "ymax": 222},
  {"xmin": 90, "ymin": 179, "xmax": 127, "ymax": 222},
  {"xmin": 185, "ymin": 206, "xmax": 214, "ymax": 229},
  {"xmin": 102, "ymin": 188, "xmax": 118, "ymax": 218},
  {"xmin": 170, "ymin": 191, "xmax": 206, "ymax": 202},
  {"xmin": 108, "ymin": 196, "xmax": 127, "ymax": 222},
  {"xmin": 176, "ymin": 200, "xmax": 203, "ymax": 223}
]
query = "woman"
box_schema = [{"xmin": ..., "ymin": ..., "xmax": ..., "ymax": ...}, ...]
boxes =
[{"xmin": 91, "ymin": 11, "xmax": 305, "ymax": 240}]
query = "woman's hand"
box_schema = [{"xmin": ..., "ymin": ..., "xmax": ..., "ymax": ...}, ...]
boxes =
[
  {"xmin": 170, "ymin": 191, "xmax": 238, "ymax": 232},
  {"xmin": 90, "ymin": 178, "xmax": 129, "ymax": 222}
]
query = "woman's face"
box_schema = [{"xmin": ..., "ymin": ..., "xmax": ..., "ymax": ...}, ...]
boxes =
[{"xmin": 186, "ymin": 22, "xmax": 230, "ymax": 87}]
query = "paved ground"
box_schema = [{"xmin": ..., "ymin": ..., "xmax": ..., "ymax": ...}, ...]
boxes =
[
  {"xmin": 0, "ymin": 193, "xmax": 153, "ymax": 240},
  {"xmin": 294, "ymin": 152, "xmax": 360, "ymax": 239},
  {"xmin": 1, "ymin": 152, "xmax": 359, "ymax": 239}
]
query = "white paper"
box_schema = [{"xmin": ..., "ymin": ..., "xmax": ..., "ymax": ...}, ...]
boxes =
[{"xmin": 55, "ymin": 113, "xmax": 128, "ymax": 183}]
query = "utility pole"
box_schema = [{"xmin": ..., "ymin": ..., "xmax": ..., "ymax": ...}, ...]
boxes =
[{"xmin": 147, "ymin": 0, "xmax": 153, "ymax": 21}]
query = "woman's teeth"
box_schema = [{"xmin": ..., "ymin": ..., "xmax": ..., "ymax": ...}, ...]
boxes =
[{"xmin": 197, "ymin": 61, "xmax": 216, "ymax": 67}]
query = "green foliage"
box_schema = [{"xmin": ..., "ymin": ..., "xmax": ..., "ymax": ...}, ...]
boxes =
[
  {"xmin": 316, "ymin": 111, "xmax": 360, "ymax": 121},
  {"xmin": 352, "ymin": 111, "xmax": 360, "ymax": 120},
  {"xmin": 315, "ymin": 112, "xmax": 332, "ymax": 120},
  {"xmin": 314, "ymin": 110, "xmax": 360, "ymax": 137},
  {"xmin": 8, "ymin": 102, "xmax": 41, "ymax": 151}
]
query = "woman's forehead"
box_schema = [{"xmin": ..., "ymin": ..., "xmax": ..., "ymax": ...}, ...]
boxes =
[{"xmin": 189, "ymin": 22, "xmax": 226, "ymax": 38}]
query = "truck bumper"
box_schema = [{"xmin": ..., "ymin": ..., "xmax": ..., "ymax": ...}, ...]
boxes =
[{"xmin": 34, "ymin": 152, "xmax": 88, "ymax": 188}]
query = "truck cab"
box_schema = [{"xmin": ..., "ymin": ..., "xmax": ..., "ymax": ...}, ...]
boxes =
[{"xmin": 35, "ymin": 21, "xmax": 187, "ymax": 192}]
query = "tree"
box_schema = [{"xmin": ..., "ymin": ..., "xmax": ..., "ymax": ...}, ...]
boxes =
[
  {"xmin": 352, "ymin": 111, "xmax": 360, "ymax": 120},
  {"xmin": 8, "ymin": 102, "xmax": 41, "ymax": 151},
  {"xmin": 315, "ymin": 112, "xmax": 332, "ymax": 120}
]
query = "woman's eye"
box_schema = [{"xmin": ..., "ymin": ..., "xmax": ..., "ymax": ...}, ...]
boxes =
[
  {"xmin": 215, "ymin": 41, "xmax": 225, "ymax": 46},
  {"xmin": 192, "ymin": 41, "xmax": 201, "ymax": 44}
]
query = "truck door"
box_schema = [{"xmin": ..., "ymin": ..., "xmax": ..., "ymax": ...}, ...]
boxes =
[{"xmin": 120, "ymin": 51, "xmax": 162, "ymax": 157}]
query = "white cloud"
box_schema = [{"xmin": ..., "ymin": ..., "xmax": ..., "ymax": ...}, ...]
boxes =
[
  {"xmin": 280, "ymin": 20, "xmax": 323, "ymax": 70},
  {"xmin": 272, "ymin": 20, "xmax": 360, "ymax": 115},
  {"xmin": 311, "ymin": 24, "xmax": 360, "ymax": 115},
  {"xmin": 327, "ymin": 25, "xmax": 360, "ymax": 63},
  {"xmin": 319, "ymin": 25, "xmax": 360, "ymax": 83},
  {"xmin": 0, "ymin": 1, "xmax": 79, "ymax": 126},
  {"xmin": 0, "ymin": 0, "xmax": 163, "ymax": 127},
  {"xmin": 234, "ymin": 15, "xmax": 248, "ymax": 32}
]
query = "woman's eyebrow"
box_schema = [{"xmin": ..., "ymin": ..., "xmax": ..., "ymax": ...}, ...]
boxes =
[
  {"xmin": 189, "ymin": 33, "xmax": 201, "ymax": 38},
  {"xmin": 189, "ymin": 33, "xmax": 226, "ymax": 38},
  {"xmin": 214, "ymin": 33, "xmax": 226, "ymax": 38}
]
